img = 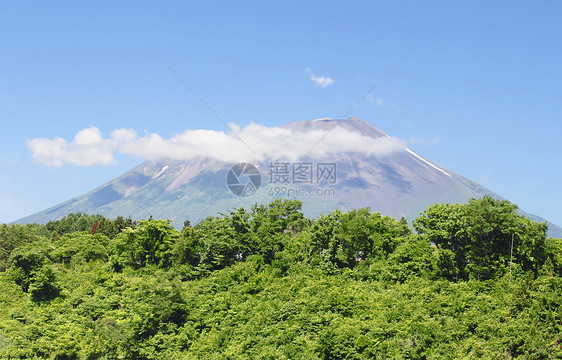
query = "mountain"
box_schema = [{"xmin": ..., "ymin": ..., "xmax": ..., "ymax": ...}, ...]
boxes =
[{"xmin": 16, "ymin": 118, "xmax": 562, "ymax": 237}]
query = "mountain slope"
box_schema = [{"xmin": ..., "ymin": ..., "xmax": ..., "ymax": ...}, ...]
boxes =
[{"xmin": 16, "ymin": 118, "xmax": 562, "ymax": 237}]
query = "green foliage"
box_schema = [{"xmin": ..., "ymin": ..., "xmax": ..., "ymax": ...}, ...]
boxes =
[
  {"xmin": 46, "ymin": 212, "xmax": 102, "ymax": 235},
  {"xmin": 46, "ymin": 212, "xmax": 137, "ymax": 239},
  {"xmin": 172, "ymin": 199, "xmax": 307, "ymax": 274},
  {"xmin": 248, "ymin": 199, "xmax": 307, "ymax": 262},
  {"xmin": 51, "ymin": 232, "xmax": 110, "ymax": 264},
  {"xmin": 0, "ymin": 198, "xmax": 561, "ymax": 359},
  {"xmin": 414, "ymin": 196, "xmax": 548, "ymax": 281},
  {"xmin": 97, "ymin": 215, "xmax": 137, "ymax": 239},
  {"xmin": 9, "ymin": 241, "xmax": 51, "ymax": 292},
  {"xmin": 309, "ymin": 208, "xmax": 410, "ymax": 269},
  {"xmin": 0, "ymin": 223, "xmax": 48, "ymax": 272},
  {"xmin": 28, "ymin": 265, "xmax": 60, "ymax": 302},
  {"xmin": 191, "ymin": 215, "xmax": 240, "ymax": 271},
  {"xmin": 113, "ymin": 219, "xmax": 178, "ymax": 269},
  {"xmin": 544, "ymin": 237, "xmax": 562, "ymax": 276}
]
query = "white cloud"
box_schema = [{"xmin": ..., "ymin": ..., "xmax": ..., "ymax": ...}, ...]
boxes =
[
  {"xmin": 27, "ymin": 123, "xmax": 407, "ymax": 167},
  {"xmin": 27, "ymin": 126, "xmax": 119, "ymax": 167},
  {"xmin": 74, "ymin": 126, "xmax": 103, "ymax": 145},
  {"xmin": 306, "ymin": 67, "xmax": 335, "ymax": 87}
]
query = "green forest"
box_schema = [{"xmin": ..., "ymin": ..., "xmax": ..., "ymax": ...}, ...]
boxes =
[{"xmin": 1, "ymin": 197, "xmax": 561, "ymax": 359}]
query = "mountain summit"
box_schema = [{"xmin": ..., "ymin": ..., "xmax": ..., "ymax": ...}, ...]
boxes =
[{"xmin": 17, "ymin": 118, "xmax": 562, "ymax": 237}]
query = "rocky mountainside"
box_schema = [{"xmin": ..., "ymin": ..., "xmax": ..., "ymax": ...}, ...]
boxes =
[{"xmin": 16, "ymin": 118, "xmax": 562, "ymax": 237}]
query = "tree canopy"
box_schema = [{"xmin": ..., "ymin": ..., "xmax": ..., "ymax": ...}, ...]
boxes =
[{"xmin": 0, "ymin": 197, "xmax": 561, "ymax": 359}]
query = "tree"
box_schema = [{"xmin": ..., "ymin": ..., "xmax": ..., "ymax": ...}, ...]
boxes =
[
  {"xmin": 10, "ymin": 242, "xmax": 51, "ymax": 291},
  {"xmin": 414, "ymin": 197, "xmax": 548, "ymax": 281},
  {"xmin": 192, "ymin": 216, "xmax": 240, "ymax": 271},
  {"xmin": 28, "ymin": 265, "xmax": 60, "ymax": 302},
  {"xmin": 309, "ymin": 208, "xmax": 411, "ymax": 269},
  {"xmin": 0, "ymin": 223, "xmax": 47, "ymax": 272},
  {"xmin": 113, "ymin": 219, "xmax": 179, "ymax": 269}
]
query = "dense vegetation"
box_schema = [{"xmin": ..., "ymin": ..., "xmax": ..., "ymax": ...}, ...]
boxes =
[{"xmin": 0, "ymin": 197, "xmax": 561, "ymax": 359}]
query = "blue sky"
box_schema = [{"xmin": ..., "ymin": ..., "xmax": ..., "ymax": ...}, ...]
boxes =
[{"xmin": 1, "ymin": 1, "xmax": 561, "ymax": 226}]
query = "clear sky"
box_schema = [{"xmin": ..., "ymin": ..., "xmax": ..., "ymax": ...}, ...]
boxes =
[{"xmin": 1, "ymin": 1, "xmax": 561, "ymax": 226}]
